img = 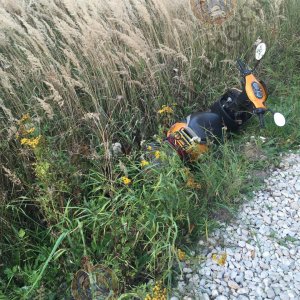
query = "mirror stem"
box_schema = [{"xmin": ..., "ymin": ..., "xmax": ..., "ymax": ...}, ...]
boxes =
[{"xmin": 252, "ymin": 60, "xmax": 261, "ymax": 72}]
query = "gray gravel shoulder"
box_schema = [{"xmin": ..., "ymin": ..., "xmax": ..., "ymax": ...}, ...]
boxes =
[{"xmin": 172, "ymin": 151, "xmax": 300, "ymax": 300}]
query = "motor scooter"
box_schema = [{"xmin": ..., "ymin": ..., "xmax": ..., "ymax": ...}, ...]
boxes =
[{"xmin": 166, "ymin": 42, "xmax": 286, "ymax": 161}]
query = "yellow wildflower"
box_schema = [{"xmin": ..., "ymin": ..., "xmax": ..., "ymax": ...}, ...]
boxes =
[
  {"xmin": 24, "ymin": 127, "xmax": 35, "ymax": 135},
  {"xmin": 152, "ymin": 281, "xmax": 167, "ymax": 300},
  {"xmin": 212, "ymin": 252, "xmax": 227, "ymax": 266},
  {"xmin": 19, "ymin": 114, "xmax": 30, "ymax": 123},
  {"xmin": 20, "ymin": 138, "xmax": 29, "ymax": 145},
  {"xmin": 144, "ymin": 280, "xmax": 168, "ymax": 300},
  {"xmin": 158, "ymin": 105, "xmax": 174, "ymax": 115},
  {"xmin": 147, "ymin": 145, "xmax": 152, "ymax": 151},
  {"xmin": 144, "ymin": 294, "xmax": 152, "ymax": 300},
  {"xmin": 154, "ymin": 151, "xmax": 160, "ymax": 159},
  {"xmin": 20, "ymin": 135, "xmax": 42, "ymax": 149},
  {"xmin": 121, "ymin": 176, "xmax": 132, "ymax": 185},
  {"xmin": 140, "ymin": 160, "xmax": 150, "ymax": 167},
  {"xmin": 32, "ymin": 136, "xmax": 41, "ymax": 148},
  {"xmin": 177, "ymin": 248, "xmax": 186, "ymax": 261}
]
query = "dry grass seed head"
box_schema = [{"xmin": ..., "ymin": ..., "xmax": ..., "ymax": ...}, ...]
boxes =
[
  {"xmin": 132, "ymin": 0, "xmax": 152, "ymax": 25},
  {"xmin": 43, "ymin": 81, "xmax": 64, "ymax": 108},
  {"xmin": 34, "ymin": 97, "xmax": 54, "ymax": 120}
]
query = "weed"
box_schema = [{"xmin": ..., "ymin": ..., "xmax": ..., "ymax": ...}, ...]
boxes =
[{"xmin": 0, "ymin": 0, "xmax": 300, "ymax": 298}]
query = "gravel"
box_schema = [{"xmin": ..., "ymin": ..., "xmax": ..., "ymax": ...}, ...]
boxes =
[{"xmin": 172, "ymin": 151, "xmax": 300, "ymax": 300}]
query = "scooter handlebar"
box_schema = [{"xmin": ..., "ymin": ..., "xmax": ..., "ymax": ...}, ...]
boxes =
[{"xmin": 237, "ymin": 59, "xmax": 245, "ymax": 73}]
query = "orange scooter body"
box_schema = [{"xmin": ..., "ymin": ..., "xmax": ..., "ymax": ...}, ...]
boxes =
[
  {"xmin": 167, "ymin": 122, "xmax": 208, "ymax": 161},
  {"xmin": 244, "ymin": 73, "xmax": 267, "ymax": 109}
]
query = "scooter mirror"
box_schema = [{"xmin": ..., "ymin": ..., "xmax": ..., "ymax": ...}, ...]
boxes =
[
  {"xmin": 274, "ymin": 113, "xmax": 286, "ymax": 127},
  {"xmin": 255, "ymin": 43, "xmax": 267, "ymax": 60}
]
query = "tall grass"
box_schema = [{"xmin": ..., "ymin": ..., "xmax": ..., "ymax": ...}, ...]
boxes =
[
  {"xmin": 1, "ymin": 0, "xmax": 299, "ymax": 298},
  {"xmin": 0, "ymin": 0, "xmax": 285, "ymax": 196},
  {"xmin": 0, "ymin": 0, "xmax": 283, "ymax": 142}
]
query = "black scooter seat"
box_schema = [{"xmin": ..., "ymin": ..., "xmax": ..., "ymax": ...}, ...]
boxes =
[{"xmin": 187, "ymin": 112, "xmax": 223, "ymax": 142}]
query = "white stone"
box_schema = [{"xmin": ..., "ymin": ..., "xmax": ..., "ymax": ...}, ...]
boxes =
[
  {"xmin": 211, "ymin": 290, "xmax": 219, "ymax": 298},
  {"xmin": 235, "ymin": 274, "xmax": 244, "ymax": 283},
  {"xmin": 238, "ymin": 287, "xmax": 249, "ymax": 294},
  {"xmin": 262, "ymin": 251, "xmax": 270, "ymax": 258},
  {"xmin": 245, "ymin": 243, "xmax": 254, "ymax": 250},
  {"xmin": 177, "ymin": 281, "xmax": 186, "ymax": 293},
  {"xmin": 237, "ymin": 296, "xmax": 249, "ymax": 300},
  {"xmin": 244, "ymin": 270, "xmax": 253, "ymax": 280},
  {"xmin": 294, "ymin": 273, "xmax": 300, "ymax": 282},
  {"xmin": 200, "ymin": 294, "xmax": 210, "ymax": 300},
  {"xmin": 260, "ymin": 271, "xmax": 268, "ymax": 279},
  {"xmin": 235, "ymin": 253, "xmax": 242, "ymax": 261},
  {"xmin": 266, "ymin": 288, "xmax": 276, "ymax": 298},
  {"xmin": 174, "ymin": 152, "xmax": 300, "ymax": 300},
  {"xmin": 228, "ymin": 280, "xmax": 239, "ymax": 290},
  {"xmin": 183, "ymin": 267, "xmax": 193, "ymax": 273},
  {"xmin": 238, "ymin": 241, "xmax": 246, "ymax": 247}
]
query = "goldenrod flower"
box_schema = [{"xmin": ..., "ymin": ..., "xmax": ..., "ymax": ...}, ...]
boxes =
[
  {"xmin": 154, "ymin": 151, "xmax": 160, "ymax": 159},
  {"xmin": 177, "ymin": 248, "xmax": 186, "ymax": 261},
  {"xmin": 20, "ymin": 138, "xmax": 29, "ymax": 145},
  {"xmin": 140, "ymin": 160, "xmax": 150, "ymax": 167},
  {"xmin": 158, "ymin": 105, "xmax": 174, "ymax": 115},
  {"xmin": 144, "ymin": 294, "xmax": 152, "ymax": 300},
  {"xmin": 19, "ymin": 113, "xmax": 30, "ymax": 123},
  {"xmin": 121, "ymin": 176, "xmax": 132, "ymax": 185},
  {"xmin": 20, "ymin": 135, "xmax": 42, "ymax": 149},
  {"xmin": 149, "ymin": 280, "xmax": 167, "ymax": 300},
  {"xmin": 24, "ymin": 127, "xmax": 35, "ymax": 135}
]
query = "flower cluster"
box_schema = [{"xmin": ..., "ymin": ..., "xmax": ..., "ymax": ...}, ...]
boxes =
[
  {"xmin": 121, "ymin": 176, "xmax": 132, "ymax": 185},
  {"xmin": 140, "ymin": 160, "xmax": 150, "ymax": 167},
  {"xmin": 17, "ymin": 114, "xmax": 42, "ymax": 149},
  {"xmin": 20, "ymin": 135, "xmax": 42, "ymax": 149},
  {"xmin": 144, "ymin": 281, "xmax": 167, "ymax": 300},
  {"xmin": 157, "ymin": 105, "xmax": 174, "ymax": 115},
  {"xmin": 23, "ymin": 127, "xmax": 35, "ymax": 135},
  {"xmin": 19, "ymin": 113, "xmax": 30, "ymax": 123},
  {"xmin": 154, "ymin": 151, "xmax": 160, "ymax": 159},
  {"xmin": 177, "ymin": 248, "xmax": 186, "ymax": 261}
]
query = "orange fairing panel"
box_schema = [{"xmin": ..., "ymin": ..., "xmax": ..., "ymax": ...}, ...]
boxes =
[
  {"xmin": 167, "ymin": 122, "xmax": 208, "ymax": 160},
  {"xmin": 167, "ymin": 122, "xmax": 187, "ymax": 136},
  {"xmin": 245, "ymin": 74, "xmax": 267, "ymax": 109}
]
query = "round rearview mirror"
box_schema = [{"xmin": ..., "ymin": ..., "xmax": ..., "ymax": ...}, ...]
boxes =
[
  {"xmin": 255, "ymin": 43, "xmax": 267, "ymax": 60},
  {"xmin": 274, "ymin": 113, "xmax": 286, "ymax": 127}
]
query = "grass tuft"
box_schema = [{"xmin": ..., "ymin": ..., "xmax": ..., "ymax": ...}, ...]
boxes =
[{"xmin": 0, "ymin": 0, "xmax": 300, "ymax": 298}]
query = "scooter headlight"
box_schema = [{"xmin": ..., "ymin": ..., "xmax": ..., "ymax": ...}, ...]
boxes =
[{"xmin": 251, "ymin": 82, "xmax": 263, "ymax": 99}]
